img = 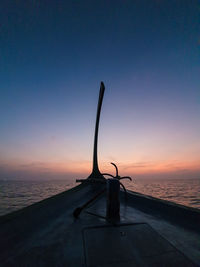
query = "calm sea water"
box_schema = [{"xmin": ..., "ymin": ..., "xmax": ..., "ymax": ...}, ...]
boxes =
[{"xmin": 0, "ymin": 178, "xmax": 200, "ymax": 216}]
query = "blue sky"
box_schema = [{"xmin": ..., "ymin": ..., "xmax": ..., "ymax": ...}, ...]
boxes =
[{"xmin": 0, "ymin": 0, "xmax": 199, "ymax": 179}]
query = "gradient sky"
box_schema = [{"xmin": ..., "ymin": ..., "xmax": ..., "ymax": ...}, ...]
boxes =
[{"xmin": 0, "ymin": 0, "xmax": 199, "ymax": 180}]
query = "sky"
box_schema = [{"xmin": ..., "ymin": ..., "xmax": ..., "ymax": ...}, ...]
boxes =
[{"xmin": 0, "ymin": 0, "xmax": 199, "ymax": 180}]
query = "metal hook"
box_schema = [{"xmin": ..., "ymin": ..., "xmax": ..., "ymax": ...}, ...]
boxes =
[{"xmin": 110, "ymin": 162, "xmax": 118, "ymax": 177}]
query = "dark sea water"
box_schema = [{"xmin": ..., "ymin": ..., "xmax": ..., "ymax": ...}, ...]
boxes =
[{"xmin": 0, "ymin": 178, "xmax": 200, "ymax": 216}]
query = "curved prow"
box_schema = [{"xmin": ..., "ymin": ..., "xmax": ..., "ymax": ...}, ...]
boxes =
[{"xmin": 88, "ymin": 82, "xmax": 105, "ymax": 180}]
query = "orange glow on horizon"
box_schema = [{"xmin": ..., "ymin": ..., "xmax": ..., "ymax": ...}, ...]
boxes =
[{"xmin": 0, "ymin": 156, "xmax": 199, "ymax": 180}]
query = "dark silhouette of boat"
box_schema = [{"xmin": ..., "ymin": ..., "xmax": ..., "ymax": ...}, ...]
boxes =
[{"xmin": 0, "ymin": 82, "xmax": 199, "ymax": 266}]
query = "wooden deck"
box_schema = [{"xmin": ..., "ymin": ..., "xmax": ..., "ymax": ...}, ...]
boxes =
[{"xmin": 0, "ymin": 183, "xmax": 199, "ymax": 266}]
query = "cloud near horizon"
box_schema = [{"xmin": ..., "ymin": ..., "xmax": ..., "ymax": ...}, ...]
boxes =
[{"xmin": 0, "ymin": 159, "xmax": 199, "ymax": 180}]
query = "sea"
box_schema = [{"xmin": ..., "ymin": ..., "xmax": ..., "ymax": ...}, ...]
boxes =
[{"xmin": 0, "ymin": 178, "xmax": 200, "ymax": 216}]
